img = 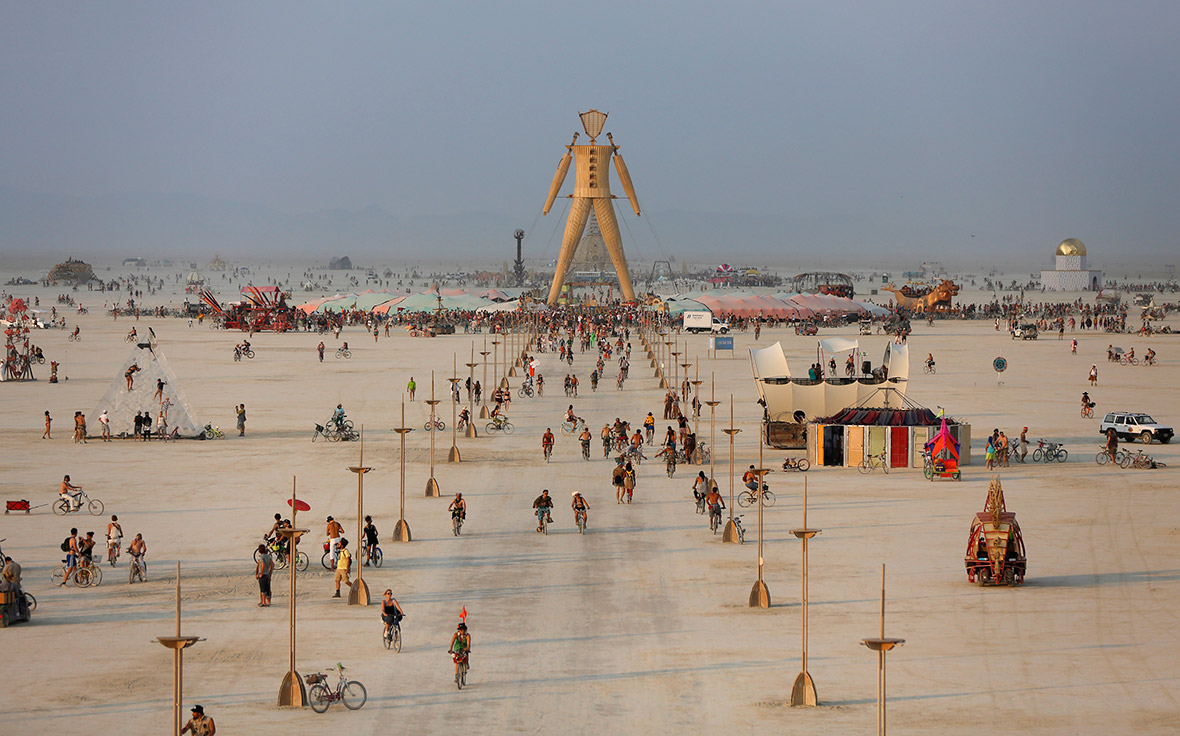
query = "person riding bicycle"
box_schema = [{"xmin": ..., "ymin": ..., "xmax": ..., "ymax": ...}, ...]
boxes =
[
  {"xmin": 458, "ymin": 406, "xmax": 470, "ymax": 430},
  {"xmin": 72, "ymin": 325, "xmax": 80, "ymax": 339},
  {"xmin": 107, "ymin": 515, "xmax": 123, "ymax": 560},
  {"xmin": 692, "ymin": 471, "xmax": 710, "ymax": 505},
  {"xmin": 705, "ymin": 485, "xmax": 725, "ymax": 525},
  {"xmin": 578, "ymin": 426, "xmax": 592, "ymax": 455},
  {"xmin": 541, "ymin": 429, "xmax": 555, "ymax": 458},
  {"xmin": 381, "ymin": 589, "xmax": 405, "ymax": 641},
  {"xmin": 643, "ymin": 412, "xmax": 655, "ymax": 444},
  {"xmin": 1127, "ymin": 347, "xmax": 1135, "ymax": 361},
  {"xmin": 572, "ymin": 492, "xmax": 589, "ymax": 526},
  {"xmin": 533, "ymin": 490, "xmax": 554, "ymax": 531},
  {"xmin": 450, "ymin": 621, "xmax": 472, "ymax": 676},
  {"xmin": 60, "ymin": 474, "xmax": 83, "ymax": 511},
  {"xmin": 341, "ymin": 341, "xmax": 349, "ymax": 352},
  {"xmin": 127, "ymin": 327, "xmax": 137, "ymax": 341},
  {"xmin": 925, "ymin": 353, "xmax": 935, "ymax": 370},
  {"xmin": 742, "ymin": 465, "xmax": 765, "ymax": 492},
  {"xmin": 1145, "ymin": 348, "xmax": 1156, "ymax": 365},
  {"xmin": 448, "ymin": 493, "xmax": 467, "ymax": 522},
  {"xmin": 1081, "ymin": 391, "xmax": 1093, "ymax": 410},
  {"xmin": 363, "ymin": 516, "xmax": 380, "ymax": 565}
]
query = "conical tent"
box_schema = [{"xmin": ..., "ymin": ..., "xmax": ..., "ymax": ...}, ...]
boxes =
[{"xmin": 92, "ymin": 343, "xmax": 203, "ymax": 438}]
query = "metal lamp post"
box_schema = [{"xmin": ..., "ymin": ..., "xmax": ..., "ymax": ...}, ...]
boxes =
[
  {"xmin": 348, "ymin": 431, "xmax": 372, "ymax": 605},
  {"xmin": 722, "ymin": 397, "xmax": 742, "ymax": 543},
  {"xmin": 392, "ymin": 398, "xmax": 414, "ymax": 542},
  {"xmin": 155, "ymin": 562, "xmax": 203, "ymax": 735},
  {"xmin": 425, "ymin": 372, "xmax": 441, "ymax": 497},
  {"xmin": 789, "ymin": 476, "xmax": 821, "ymax": 705},
  {"xmin": 276, "ymin": 478, "xmax": 309, "ymax": 707},
  {"xmin": 861, "ymin": 565, "xmax": 905, "ymax": 736}
]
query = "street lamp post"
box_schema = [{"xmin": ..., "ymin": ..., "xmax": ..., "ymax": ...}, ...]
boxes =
[
  {"xmin": 705, "ymin": 372, "xmax": 721, "ymax": 489},
  {"xmin": 722, "ymin": 397, "xmax": 742, "ymax": 543},
  {"xmin": 861, "ymin": 565, "xmax": 905, "ymax": 736},
  {"xmin": 348, "ymin": 430, "xmax": 372, "ymax": 605},
  {"xmin": 448, "ymin": 354, "xmax": 462, "ymax": 462},
  {"xmin": 425, "ymin": 372, "xmax": 441, "ymax": 497},
  {"xmin": 465, "ymin": 343, "xmax": 478, "ymax": 438},
  {"xmin": 392, "ymin": 398, "xmax": 414, "ymax": 542},
  {"xmin": 749, "ymin": 425, "xmax": 771, "ymax": 607},
  {"xmin": 479, "ymin": 337, "xmax": 491, "ymax": 419},
  {"xmin": 276, "ymin": 478, "xmax": 309, "ymax": 707},
  {"xmin": 155, "ymin": 562, "xmax": 203, "ymax": 735},
  {"xmin": 790, "ymin": 476, "xmax": 821, "ymax": 705}
]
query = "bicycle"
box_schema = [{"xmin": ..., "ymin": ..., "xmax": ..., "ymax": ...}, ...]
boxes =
[
  {"xmin": 536, "ymin": 508, "xmax": 550, "ymax": 535},
  {"xmin": 68, "ymin": 333, "xmax": 80, "ymax": 342},
  {"xmin": 858, "ymin": 452, "xmax": 890, "ymax": 474},
  {"xmin": 361, "ymin": 539, "xmax": 383, "ymax": 567},
  {"xmin": 452, "ymin": 513, "xmax": 464, "ymax": 537},
  {"xmin": 424, "ymin": 417, "xmax": 446, "ymax": 432},
  {"xmin": 731, "ymin": 514, "xmax": 746, "ymax": 543},
  {"xmin": 560, "ymin": 419, "xmax": 586, "ymax": 436},
  {"xmin": 709, "ymin": 505, "xmax": 724, "ymax": 534},
  {"xmin": 452, "ymin": 650, "xmax": 470, "ymax": 689},
  {"xmin": 384, "ymin": 619, "xmax": 402, "ymax": 652},
  {"xmin": 52, "ymin": 558, "xmax": 93, "ymax": 587},
  {"xmin": 575, "ymin": 508, "xmax": 587, "ymax": 534},
  {"xmin": 485, "ymin": 418, "xmax": 514, "ymax": 434},
  {"xmin": 255, "ymin": 538, "xmax": 308, "ymax": 571},
  {"xmin": 124, "ymin": 333, "xmax": 137, "ymax": 343},
  {"xmin": 1031, "ymin": 439, "xmax": 1068, "ymax": 463},
  {"xmin": 204, "ymin": 423, "xmax": 225, "ymax": 439},
  {"xmin": 623, "ymin": 445, "xmax": 645, "ymax": 466},
  {"xmin": 1094, "ymin": 446, "xmax": 1127, "ymax": 466},
  {"xmin": 1119, "ymin": 355, "xmax": 1138, "ymax": 365},
  {"xmin": 924, "ymin": 363, "xmax": 936, "ymax": 374},
  {"xmin": 581, "ymin": 440, "xmax": 591, "ymax": 461},
  {"xmin": 665, "ymin": 455, "xmax": 677, "ymax": 478},
  {"xmin": 517, "ymin": 385, "xmax": 534, "ymax": 398},
  {"xmin": 53, "ymin": 489, "xmax": 104, "ymax": 516},
  {"xmin": 307, "ymin": 663, "xmax": 367, "ymax": 713},
  {"xmin": 335, "ymin": 348, "xmax": 352, "ymax": 360},
  {"xmin": 738, "ymin": 486, "xmax": 777, "ymax": 508},
  {"xmin": 1122, "ymin": 450, "xmax": 1166, "ymax": 470},
  {"xmin": 107, "ymin": 539, "xmax": 120, "ymax": 567},
  {"xmin": 782, "ymin": 457, "xmax": 810, "ymax": 472},
  {"xmin": 542, "ymin": 443, "xmax": 553, "ymax": 463},
  {"xmin": 1081, "ymin": 403, "xmax": 1095, "ymax": 419},
  {"xmin": 128, "ymin": 553, "xmax": 146, "ymax": 583}
]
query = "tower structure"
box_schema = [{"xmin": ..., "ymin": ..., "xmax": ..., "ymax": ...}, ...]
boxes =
[{"xmin": 543, "ymin": 110, "xmax": 640, "ymax": 305}]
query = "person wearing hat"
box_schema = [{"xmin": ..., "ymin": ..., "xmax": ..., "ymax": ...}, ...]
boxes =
[{"xmin": 180, "ymin": 704, "xmax": 215, "ymax": 735}]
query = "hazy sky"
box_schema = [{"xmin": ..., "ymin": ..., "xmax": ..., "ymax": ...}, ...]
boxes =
[{"xmin": 2, "ymin": 1, "xmax": 1178, "ymax": 267}]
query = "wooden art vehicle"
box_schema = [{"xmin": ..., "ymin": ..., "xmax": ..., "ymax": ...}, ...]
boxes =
[
  {"xmin": 923, "ymin": 418, "xmax": 961, "ymax": 481},
  {"xmin": 964, "ymin": 478, "xmax": 1026, "ymax": 587}
]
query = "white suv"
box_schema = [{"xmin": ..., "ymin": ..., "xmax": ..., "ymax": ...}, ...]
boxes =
[{"xmin": 1100, "ymin": 412, "xmax": 1174, "ymax": 445}]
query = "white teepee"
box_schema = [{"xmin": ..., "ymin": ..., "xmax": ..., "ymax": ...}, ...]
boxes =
[{"xmin": 92, "ymin": 341, "xmax": 203, "ymax": 438}]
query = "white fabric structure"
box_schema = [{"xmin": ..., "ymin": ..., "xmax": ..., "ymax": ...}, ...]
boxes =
[{"xmin": 91, "ymin": 344, "xmax": 203, "ymax": 438}]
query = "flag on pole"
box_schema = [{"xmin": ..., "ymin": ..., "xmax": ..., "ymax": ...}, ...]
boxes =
[{"xmin": 460, "ymin": 606, "xmax": 467, "ymax": 621}]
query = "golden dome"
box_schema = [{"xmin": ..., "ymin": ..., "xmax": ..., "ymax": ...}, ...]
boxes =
[{"xmin": 1056, "ymin": 238, "xmax": 1086, "ymax": 256}]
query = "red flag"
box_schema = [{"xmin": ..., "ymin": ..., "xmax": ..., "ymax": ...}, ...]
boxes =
[{"xmin": 460, "ymin": 606, "xmax": 467, "ymax": 621}]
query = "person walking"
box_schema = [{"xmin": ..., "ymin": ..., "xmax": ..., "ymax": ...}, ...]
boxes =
[
  {"xmin": 236, "ymin": 404, "xmax": 246, "ymax": 436},
  {"xmin": 317, "ymin": 341, "xmax": 325, "ymax": 362},
  {"xmin": 98, "ymin": 410, "xmax": 111, "ymax": 441},
  {"xmin": 43, "ymin": 410, "xmax": 52, "ymax": 439},
  {"xmin": 180, "ymin": 704, "xmax": 215, "ymax": 735},
  {"xmin": 1089, "ymin": 364, "xmax": 1098, "ymax": 386},
  {"xmin": 333, "ymin": 538, "xmax": 352, "ymax": 598},
  {"xmin": 326, "ymin": 516, "xmax": 343, "ymax": 566},
  {"xmin": 407, "ymin": 377, "xmax": 416, "ymax": 401},
  {"xmin": 255, "ymin": 543, "xmax": 273, "ymax": 607}
]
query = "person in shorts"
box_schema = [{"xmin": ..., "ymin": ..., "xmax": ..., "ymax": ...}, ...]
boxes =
[
  {"xmin": 255, "ymin": 544, "xmax": 273, "ymax": 607},
  {"xmin": 333, "ymin": 538, "xmax": 352, "ymax": 598},
  {"xmin": 381, "ymin": 589, "xmax": 405, "ymax": 639}
]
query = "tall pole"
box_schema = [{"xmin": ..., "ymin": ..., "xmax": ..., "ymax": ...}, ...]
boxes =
[
  {"xmin": 448, "ymin": 354, "xmax": 462, "ymax": 461},
  {"xmin": 425, "ymin": 372, "xmax": 441, "ymax": 496},
  {"xmin": 277, "ymin": 477, "xmax": 307, "ymax": 707},
  {"xmin": 465, "ymin": 343, "xmax": 478, "ymax": 438},
  {"xmin": 479, "ymin": 337, "xmax": 491, "ymax": 419},
  {"xmin": 861, "ymin": 565, "xmax": 905, "ymax": 736},
  {"xmin": 392, "ymin": 398, "xmax": 414, "ymax": 542},
  {"xmin": 749, "ymin": 422, "xmax": 771, "ymax": 607},
  {"xmin": 155, "ymin": 561, "xmax": 202, "ymax": 735},
  {"xmin": 722, "ymin": 396, "xmax": 742, "ymax": 543},
  {"xmin": 509, "ymin": 328, "xmax": 519, "ymax": 377},
  {"xmin": 790, "ymin": 476, "xmax": 821, "ymax": 705},
  {"xmin": 690, "ymin": 358, "xmax": 703, "ymax": 444},
  {"xmin": 492, "ymin": 337, "xmax": 500, "ymax": 394},
  {"xmin": 348, "ymin": 431, "xmax": 372, "ymax": 605},
  {"xmin": 705, "ymin": 373, "xmax": 720, "ymax": 485}
]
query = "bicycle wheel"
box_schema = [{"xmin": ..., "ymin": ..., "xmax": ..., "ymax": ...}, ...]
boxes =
[
  {"xmin": 129, "ymin": 562, "xmax": 140, "ymax": 583},
  {"xmin": 74, "ymin": 568, "xmax": 92, "ymax": 587},
  {"xmin": 485, "ymin": 422, "xmax": 497, "ymax": 433},
  {"xmin": 372, "ymin": 547, "xmax": 383, "ymax": 567},
  {"xmin": 711, "ymin": 513, "xmax": 720, "ymax": 534},
  {"xmin": 436, "ymin": 420, "xmax": 445, "ymax": 431},
  {"xmin": 340, "ymin": 680, "xmax": 367, "ymax": 709},
  {"xmin": 454, "ymin": 517, "xmax": 461, "ymax": 536},
  {"xmin": 51, "ymin": 566, "xmax": 66, "ymax": 586},
  {"xmin": 1095, "ymin": 452, "xmax": 1109, "ymax": 465},
  {"xmin": 762, "ymin": 490, "xmax": 776, "ymax": 507},
  {"xmin": 88, "ymin": 566, "xmax": 102, "ymax": 586},
  {"xmin": 881, "ymin": 461, "xmax": 889, "ymax": 474},
  {"xmin": 343, "ymin": 351, "xmax": 351, "ymax": 359},
  {"xmin": 502, "ymin": 422, "xmax": 514, "ymax": 435},
  {"xmin": 322, "ymin": 552, "xmax": 332, "ymax": 569},
  {"xmin": 327, "ymin": 430, "xmax": 341, "ymax": 442},
  {"xmin": 308, "ymin": 683, "xmax": 332, "ymax": 713},
  {"xmin": 293, "ymin": 551, "xmax": 308, "ymax": 571},
  {"xmin": 1119, "ymin": 454, "xmax": 1133, "ymax": 469},
  {"xmin": 738, "ymin": 492, "xmax": 754, "ymax": 508},
  {"xmin": 88, "ymin": 499, "xmax": 104, "ymax": 515},
  {"xmin": 858, "ymin": 460, "xmax": 872, "ymax": 474},
  {"xmin": 560, "ymin": 423, "xmax": 572, "ymax": 436},
  {"xmin": 24, "ymin": 592, "xmax": 36, "ymax": 612},
  {"xmin": 53, "ymin": 499, "xmax": 69, "ymax": 515},
  {"xmin": 393, "ymin": 626, "xmax": 402, "ymax": 653},
  {"xmin": 1032, "ymin": 449, "xmax": 1044, "ymax": 463},
  {"xmin": 312, "ymin": 429, "xmax": 320, "ymax": 442},
  {"xmin": 1055, "ymin": 449, "xmax": 1068, "ymax": 463}
]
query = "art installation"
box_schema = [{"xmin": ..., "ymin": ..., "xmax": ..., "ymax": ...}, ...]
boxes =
[{"xmin": 542, "ymin": 110, "xmax": 641, "ymax": 305}]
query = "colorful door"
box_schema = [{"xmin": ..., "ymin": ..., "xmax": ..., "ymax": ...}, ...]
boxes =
[
  {"xmin": 890, "ymin": 426, "xmax": 909, "ymax": 468},
  {"xmin": 823, "ymin": 425, "xmax": 845, "ymax": 467}
]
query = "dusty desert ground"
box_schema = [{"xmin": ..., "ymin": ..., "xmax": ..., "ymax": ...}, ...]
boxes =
[{"xmin": 1, "ymin": 269, "xmax": 1178, "ymax": 735}]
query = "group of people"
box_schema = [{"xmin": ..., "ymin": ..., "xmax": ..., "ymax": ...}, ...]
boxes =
[{"xmin": 58, "ymin": 516, "xmax": 147, "ymax": 586}]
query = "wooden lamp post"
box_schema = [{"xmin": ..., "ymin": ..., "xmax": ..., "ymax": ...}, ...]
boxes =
[
  {"xmin": 465, "ymin": 343, "xmax": 478, "ymax": 438},
  {"xmin": 789, "ymin": 476, "xmax": 821, "ymax": 705},
  {"xmin": 276, "ymin": 478, "xmax": 309, "ymax": 707},
  {"xmin": 861, "ymin": 564, "xmax": 905, "ymax": 736},
  {"xmin": 491, "ymin": 337, "xmax": 501, "ymax": 393},
  {"xmin": 690, "ymin": 360, "xmax": 703, "ymax": 439},
  {"xmin": 722, "ymin": 396, "xmax": 742, "ymax": 543},
  {"xmin": 705, "ymin": 373, "xmax": 721, "ymax": 492},
  {"xmin": 392, "ymin": 397, "xmax": 413, "ymax": 542},
  {"xmin": 155, "ymin": 562, "xmax": 203, "ymax": 735},
  {"xmin": 748, "ymin": 425, "xmax": 771, "ymax": 607},
  {"xmin": 347, "ymin": 431, "xmax": 372, "ymax": 605},
  {"xmin": 661, "ymin": 339, "xmax": 673, "ymax": 387},
  {"xmin": 671, "ymin": 347, "xmax": 682, "ymax": 398},
  {"xmin": 448, "ymin": 354, "xmax": 462, "ymax": 461},
  {"xmin": 424, "ymin": 372, "xmax": 441, "ymax": 497},
  {"xmin": 508, "ymin": 329, "xmax": 519, "ymax": 376},
  {"xmin": 478, "ymin": 338, "xmax": 491, "ymax": 419}
]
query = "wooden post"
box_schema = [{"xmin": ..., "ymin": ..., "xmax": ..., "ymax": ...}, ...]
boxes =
[
  {"xmin": 348, "ymin": 432, "xmax": 372, "ymax": 605},
  {"xmin": 790, "ymin": 476, "xmax": 821, "ymax": 705},
  {"xmin": 155, "ymin": 562, "xmax": 202, "ymax": 734},
  {"xmin": 425, "ymin": 371, "xmax": 441, "ymax": 496},
  {"xmin": 276, "ymin": 477, "xmax": 308, "ymax": 707},
  {"xmin": 722, "ymin": 395, "xmax": 742, "ymax": 543},
  {"xmin": 392, "ymin": 399, "xmax": 414, "ymax": 542},
  {"xmin": 479, "ymin": 336, "xmax": 490, "ymax": 418},
  {"xmin": 861, "ymin": 564, "xmax": 905, "ymax": 735}
]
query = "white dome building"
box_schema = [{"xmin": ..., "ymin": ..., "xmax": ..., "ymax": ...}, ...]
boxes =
[{"xmin": 1040, "ymin": 238, "xmax": 1102, "ymax": 291}]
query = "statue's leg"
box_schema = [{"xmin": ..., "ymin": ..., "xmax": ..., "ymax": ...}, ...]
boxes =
[
  {"xmin": 592, "ymin": 198, "xmax": 636, "ymax": 302},
  {"xmin": 547, "ymin": 197, "xmax": 593, "ymax": 305}
]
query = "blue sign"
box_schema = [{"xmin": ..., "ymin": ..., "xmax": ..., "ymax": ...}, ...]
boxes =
[{"xmin": 714, "ymin": 336, "xmax": 734, "ymax": 351}]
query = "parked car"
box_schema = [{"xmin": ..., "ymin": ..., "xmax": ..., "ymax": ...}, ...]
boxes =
[{"xmin": 1100, "ymin": 412, "xmax": 1173, "ymax": 444}]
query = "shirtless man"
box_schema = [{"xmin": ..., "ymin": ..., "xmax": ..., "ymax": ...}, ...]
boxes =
[
  {"xmin": 106, "ymin": 515, "xmax": 123, "ymax": 563},
  {"xmin": 326, "ymin": 516, "xmax": 344, "ymax": 566},
  {"xmin": 60, "ymin": 474, "xmax": 83, "ymax": 511},
  {"xmin": 705, "ymin": 484, "xmax": 726, "ymax": 528},
  {"xmin": 128, "ymin": 534, "xmax": 148, "ymax": 578}
]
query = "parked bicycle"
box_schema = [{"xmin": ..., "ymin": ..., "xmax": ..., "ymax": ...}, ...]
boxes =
[
  {"xmin": 53, "ymin": 489, "xmax": 104, "ymax": 516},
  {"xmin": 254, "ymin": 537, "xmax": 308, "ymax": 571},
  {"xmin": 1031, "ymin": 439, "xmax": 1068, "ymax": 463},
  {"xmin": 1094, "ymin": 446, "xmax": 1128, "ymax": 466},
  {"xmin": 203, "ymin": 423, "xmax": 225, "ymax": 439},
  {"xmin": 424, "ymin": 417, "xmax": 445, "ymax": 432},
  {"xmin": 781, "ymin": 457, "xmax": 810, "ymax": 472},
  {"xmin": 731, "ymin": 514, "xmax": 746, "ymax": 543},
  {"xmin": 53, "ymin": 556, "xmax": 102, "ymax": 587},
  {"xmin": 307, "ymin": 663, "xmax": 367, "ymax": 713},
  {"xmin": 1122, "ymin": 449, "xmax": 1166, "ymax": 469},
  {"xmin": 858, "ymin": 451, "xmax": 890, "ymax": 474}
]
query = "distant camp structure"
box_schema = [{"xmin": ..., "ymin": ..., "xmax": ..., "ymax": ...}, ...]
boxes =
[
  {"xmin": 1040, "ymin": 237, "xmax": 1102, "ymax": 291},
  {"xmin": 329, "ymin": 256, "xmax": 353, "ymax": 270},
  {"xmin": 207, "ymin": 255, "xmax": 228, "ymax": 272},
  {"xmin": 791, "ymin": 272, "xmax": 854, "ymax": 298},
  {"xmin": 92, "ymin": 333, "xmax": 203, "ymax": 438},
  {"xmin": 880, "ymin": 279, "xmax": 960, "ymax": 313},
  {"xmin": 199, "ymin": 286, "xmax": 293, "ymax": 332},
  {"xmin": 47, "ymin": 258, "xmax": 97, "ymax": 285},
  {"xmin": 185, "ymin": 271, "xmax": 205, "ymax": 286}
]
